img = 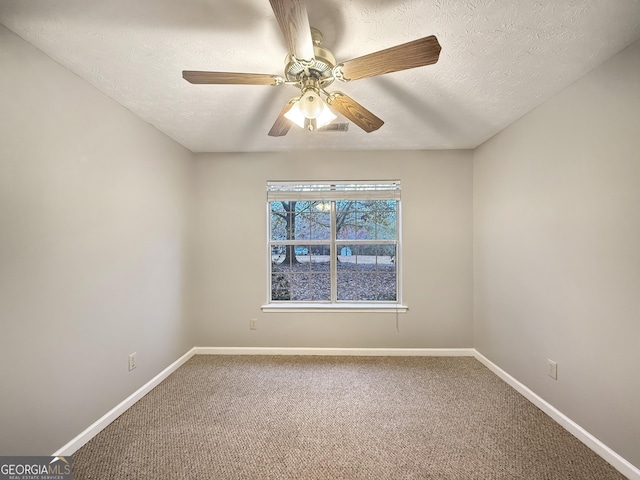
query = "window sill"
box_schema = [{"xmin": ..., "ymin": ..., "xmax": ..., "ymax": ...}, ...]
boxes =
[{"xmin": 261, "ymin": 303, "xmax": 409, "ymax": 313}]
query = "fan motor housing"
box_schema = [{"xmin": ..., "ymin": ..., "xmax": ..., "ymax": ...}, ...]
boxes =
[{"xmin": 284, "ymin": 44, "xmax": 336, "ymax": 87}]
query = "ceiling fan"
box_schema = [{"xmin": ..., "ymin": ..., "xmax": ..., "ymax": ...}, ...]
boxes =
[{"xmin": 182, "ymin": 0, "xmax": 441, "ymax": 137}]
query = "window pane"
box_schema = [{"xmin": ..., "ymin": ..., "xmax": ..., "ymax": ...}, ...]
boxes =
[
  {"xmin": 337, "ymin": 245, "xmax": 396, "ymax": 301},
  {"xmin": 270, "ymin": 202, "xmax": 291, "ymax": 241},
  {"xmin": 271, "ymin": 201, "xmax": 331, "ymax": 242},
  {"xmin": 336, "ymin": 211, "xmax": 357, "ymax": 240},
  {"xmin": 311, "ymin": 273, "xmax": 330, "ymax": 301},
  {"xmin": 309, "ymin": 211, "xmax": 330, "ymax": 240},
  {"xmin": 291, "ymin": 201, "xmax": 313, "ymax": 240},
  {"xmin": 294, "ymin": 245, "xmax": 310, "ymax": 262},
  {"xmin": 271, "ymin": 273, "xmax": 291, "ymax": 301},
  {"xmin": 309, "ymin": 247, "xmax": 331, "ymax": 264},
  {"xmin": 271, "ymin": 244, "xmax": 330, "ymax": 302},
  {"xmin": 336, "ymin": 200, "xmax": 355, "ymax": 239},
  {"xmin": 270, "ymin": 212, "xmax": 287, "ymax": 241},
  {"xmin": 271, "ymin": 245, "xmax": 287, "ymax": 266},
  {"xmin": 294, "ymin": 201, "xmax": 316, "ymax": 213},
  {"xmin": 336, "ymin": 200, "xmax": 397, "ymax": 241},
  {"xmin": 290, "ymin": 273, "xmax": 311, "ymax": 301},
  {"xmin": 362, "ymin": 200, "xmax": 397, "ymax": 240},
  {"xmin": 376, "ymin": 209, "xmax": 397, "ymax": 240}
]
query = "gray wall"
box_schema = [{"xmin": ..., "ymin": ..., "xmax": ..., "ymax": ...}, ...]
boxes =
[
  {"xmin": 0, "ymin": 25, "xmax": 193, "ymax": 455},
  {"xmin": 473, "ymin": 40, "xmax": 640, "ymax": 468},
  {"xmin": 189, "ymin": 150, "xmax": 473, "ymax": 348}
]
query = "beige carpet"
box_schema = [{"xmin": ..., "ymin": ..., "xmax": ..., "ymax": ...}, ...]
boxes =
[{"xmin": 73, "ymin": 355, "xmax": 625, "ymax": 479}]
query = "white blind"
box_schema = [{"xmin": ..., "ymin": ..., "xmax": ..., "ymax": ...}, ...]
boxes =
[{"xmin": 267, "ymin": 180, "xmax": 401, "ymax": 201}]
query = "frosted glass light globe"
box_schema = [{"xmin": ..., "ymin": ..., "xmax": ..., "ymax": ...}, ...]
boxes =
[{"xmin": 299, "ymin": 91, "xmax": 323, "ymax": 119}]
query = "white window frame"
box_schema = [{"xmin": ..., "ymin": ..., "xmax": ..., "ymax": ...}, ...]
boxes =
[{"xmin": 262, "ymin": 181, "xmax": 408, "ymax": 313}]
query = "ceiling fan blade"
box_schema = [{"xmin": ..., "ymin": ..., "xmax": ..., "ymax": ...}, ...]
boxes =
[
  {"xmin": 268, "ymin": 100, "xmax": 296, "ymax": 137},
  {"xmin": 327, "ymin": 93, "xmax": 383, "ymax": 133},
  {"xmin": 269, "ymin": 0, "xmax": 315, "ymax": 62},
  {"xmin": 339, "ymin": 35, "xmax": 441, "ymax": 81},
  {"xmin": 182, "ymin": 71, "xmax": 281, "ymax": 86}
]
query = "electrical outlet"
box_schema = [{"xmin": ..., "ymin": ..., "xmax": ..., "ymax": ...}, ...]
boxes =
[
  {"xmin": 250, "ymin": 318, "xmax": 258, "ymax": 330},
  {"xmin": 128, "ymin": 352, "xmax": 137, "ymax": 371},
  {"xmin": 547, "ymin": 359, "xmax": 557, "ymax": 380}
]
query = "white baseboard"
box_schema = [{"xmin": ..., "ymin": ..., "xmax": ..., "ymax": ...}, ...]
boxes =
[
  {"xmin": 52, "ymin": 347, "xmax": 196, "ymax": 457},
  {"xmin": 474, "ymin": 351, "xmax": 639, "ymax": 480},
  {"xmin": 194, "ymin": 346, "xmax": 475, "ymax": 356}
]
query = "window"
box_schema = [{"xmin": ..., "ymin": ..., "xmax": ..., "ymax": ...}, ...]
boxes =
[{"xmin": 264, "ymin": 181, "xmax": 404, "ymax": 311}]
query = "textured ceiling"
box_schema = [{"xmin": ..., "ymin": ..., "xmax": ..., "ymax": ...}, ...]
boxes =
[{"xmin": 1, "ymin": 0, "xmax": 639, "ymax": 153}]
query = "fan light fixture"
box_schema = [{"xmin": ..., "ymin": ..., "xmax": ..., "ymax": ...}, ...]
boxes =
[{"xmin": 284, "ymin": 91, "xmax": 336, "ymax": 131}]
